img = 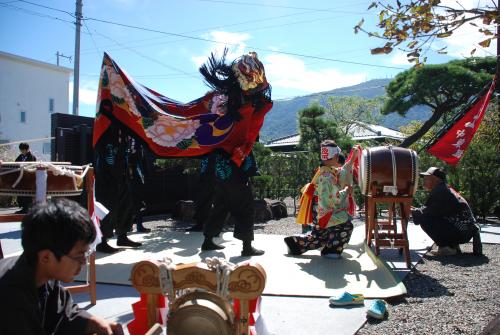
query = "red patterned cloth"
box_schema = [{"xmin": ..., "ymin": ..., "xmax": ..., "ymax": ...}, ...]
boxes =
[
  {"xmin": 427, "ymin": 79, "xmax": 495, "ymax": 165},
  {"xmin": 93, "ymin": 53, "xmax": 272, "ymax": 166}
]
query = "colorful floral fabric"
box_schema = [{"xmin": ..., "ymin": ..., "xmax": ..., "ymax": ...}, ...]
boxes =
[
  {"xmin": 293, "ymin": 219, "xmax": 354, "ymax": 255},
  {"xmin": 93, "ymin": 53, "xmax": 272, "ymax": 166},
  {"xmin": 315, "ymin": 163, "xmax": 354, "ymax": 228}
]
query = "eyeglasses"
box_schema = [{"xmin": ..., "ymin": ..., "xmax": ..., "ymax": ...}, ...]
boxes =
[{"xmin": 64, "ymin": 249, "xmax": 93, "ymax": 264}]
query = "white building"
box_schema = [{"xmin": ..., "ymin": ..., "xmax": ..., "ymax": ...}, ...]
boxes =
[{"xmin": 0, "ymin": 51, "xmax": 72, "ymax": 161}]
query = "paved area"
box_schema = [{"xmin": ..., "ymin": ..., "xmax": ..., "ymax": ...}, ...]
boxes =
[{"xmin": 1, "ymin": 217, "xmax": 498, "ymax": 334}]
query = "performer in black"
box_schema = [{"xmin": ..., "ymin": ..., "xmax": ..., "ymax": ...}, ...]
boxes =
[
  {"xmin": 202, "ymin": 150, "xmax": 264, "ymax": 256},
  {"xmin": 94, "ymin": 125, "xmax": 142, "ymax": 253},
  {"xmin": 197, "ymin": 49, "xmax": 271, "ymax": 256},
  {"xmin": 127, "ymin": 137, "xmax": 151, "ymax": 233},
  {"xmin": 15, "ymin": 142, "xmax": 37, "ymax": 214}
]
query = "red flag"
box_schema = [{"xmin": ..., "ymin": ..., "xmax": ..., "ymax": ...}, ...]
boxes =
[{"xmin": 427, "ymin": 79, "xmax": 496, "ymax": 165}]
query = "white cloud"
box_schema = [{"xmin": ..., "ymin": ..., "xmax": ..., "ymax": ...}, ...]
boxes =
[
  {"xmin": 190, "ymin": 30, "xmax": 365, "ymax": 95},
  {"xmin": 191, "ymin": 31, "xmax": 250, "ymax": 67},
  {"xmin": 264, "ymin": 54, "xmax": 366, "ymax": 93},
  {"xmin": 389, "ymin": 51, "xmax": 413, "ymax": 65},
  {"xmin": 69, "ymin": 81, "xmax": 98, "ymax": 105}
]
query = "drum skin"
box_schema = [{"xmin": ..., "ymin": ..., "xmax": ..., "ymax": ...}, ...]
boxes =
[
  {"xmin": 358, "ymin": 146, "xmax": 419, "ymax": 197},
  {"xmin": 0, "ymin": 163, "xmax": 84, "ymax": 196},
  {"xmin": 167, "ymin": 291, "xmax": 234, "ymax": 335}
]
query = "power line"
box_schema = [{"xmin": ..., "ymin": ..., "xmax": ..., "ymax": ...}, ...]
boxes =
[
  {"xmin": 17, "ymin": 0, "xmax": 74, "ymax": 16},
  {"xmin": 85, "ymin": 16, "xmax": 406, "ymax": 70},
  {"xmin": 78, "ymin": 9, "xmax": 328, "ymax": 55},
  {"xmin": 90, "ymin": 29, "xmax": 199, "ymax": 79},
  {"xmin": 189, "ymin": 0, "xmax": 368, "ymax": 14},
  {"xmin": 83, "ymin": 20, "xmax": 101, "ymax": 55},
  {"xmin": 6, "ymin": 1, "xmax": 400, "ymax": 71},
  {"xmin": 0, "ymin": 3, "xmax": 74, "ymax": 24}
]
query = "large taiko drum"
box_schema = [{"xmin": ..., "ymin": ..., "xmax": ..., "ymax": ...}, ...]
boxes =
[
  {"xmin": 358, "ymin": 146, "xmax": 419, "ymax": 197},
  {"xmin": 167, "ymin": 291, "xmax": 234, "ymax": 335},
  {"xmin": 0, "ymin": 162, "xmax": 88, "ymax": 197}
]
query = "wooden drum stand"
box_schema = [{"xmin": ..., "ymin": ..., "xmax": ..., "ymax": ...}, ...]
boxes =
[{"xmin": 365, "ymin": 188, "xmax": 413, "ymax": 268}]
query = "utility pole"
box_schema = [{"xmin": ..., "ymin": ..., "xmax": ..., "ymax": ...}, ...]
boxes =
[
  {"xmin": 72, "ymin": 0, "xmax": 83, "ymax": 116},
  {"xmin": 55, "ymin": 51, "xmax": 71, "ymax": 66}
]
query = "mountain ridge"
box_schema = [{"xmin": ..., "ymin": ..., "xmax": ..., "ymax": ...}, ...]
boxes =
[{"xmin": 261, "ymin": 78, "xmax": 430, "ymax": 141}]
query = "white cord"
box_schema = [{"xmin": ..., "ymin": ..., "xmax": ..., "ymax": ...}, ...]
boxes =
[
  {"xmin": 205, "ymin": 257, "xmax": 235, "ymax": 298},
  {"xmin": 159, "ymin": 257, "xmax": 176, "ymax": 309}
]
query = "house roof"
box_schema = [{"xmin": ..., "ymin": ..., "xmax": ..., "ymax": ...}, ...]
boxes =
[
  {"xmin": 265, "ymin": 121, "xmax": 405, "ymax": 148},
  {"xmin": 0, "ymin": 50, "xmax": 73, "ymax": 74}
]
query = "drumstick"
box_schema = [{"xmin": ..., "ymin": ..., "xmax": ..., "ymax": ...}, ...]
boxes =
[{"xmin": 144, "ymin": 323, "xmax": 163, "ymax": 335}]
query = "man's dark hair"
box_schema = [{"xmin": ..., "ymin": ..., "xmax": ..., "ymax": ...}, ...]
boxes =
[
  {"xmin": 338, "ymin": 154, "xmax": 346, "ymax": 165},
  {"xmin": 19, "ymin": 142, "xmax": 30, "ymax": 151},
  {"xmin": 320, "ymin": 139, "xmax": 338, "ymax": 148},
  {"xmin": 21, "ymin": 198, "xmax": 96, "ymax": 264}
]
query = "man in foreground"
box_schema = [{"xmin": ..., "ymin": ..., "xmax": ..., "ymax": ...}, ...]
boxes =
[
  {"xmin": 412, "ymin": 167, "xmax": 482, "ymax": 256},
  {"xmin": 0, "ymin": 198, "xmax": 124, "ymax": 335}
]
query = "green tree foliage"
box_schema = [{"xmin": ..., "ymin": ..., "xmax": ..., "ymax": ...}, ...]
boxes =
[
  {"xmin": 324, "ymin": 96, "xmax": 384, "ymax": 136},
  {"xmin": 354, "ymin": 0, "xmax": 499, "ymax": 64},
  {"xmin": 383, "ymin": 57, "xmax": 494, "ymax": 147},
  {"xmin": 298, "ymin": 103, "xmax": 352, "ymax": 153}
]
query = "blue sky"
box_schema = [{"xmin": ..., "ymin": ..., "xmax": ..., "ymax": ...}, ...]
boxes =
[{"xmin": 0, "ymin": 0, "xmax": 495, "ymax": 117}]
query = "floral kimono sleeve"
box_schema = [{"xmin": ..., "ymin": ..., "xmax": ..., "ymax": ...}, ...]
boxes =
[
  {"xmin": 338, "ymin": 163, "xmax": 353, "ymax": 188},
  {"xmin": 315, "ymin": 170, "xmax": 334, "ymax": 221}
]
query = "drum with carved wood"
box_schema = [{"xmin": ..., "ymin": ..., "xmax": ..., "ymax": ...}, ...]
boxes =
[
  {"xmin": 0, "ymin": 162, "xmax": 88, "ymax": 197},
  {"xmin": 358, "ymin": 146, "xmax": 419, "ymax": 197},
  {"xmin": 167, "ymin": 291, "xmax": 234, "ymax": 335}
]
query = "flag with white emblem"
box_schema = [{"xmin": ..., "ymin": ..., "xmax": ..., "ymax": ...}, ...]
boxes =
[{"xmin": 426, "ymin": 79, "xmax": 496, "ymax": 165}]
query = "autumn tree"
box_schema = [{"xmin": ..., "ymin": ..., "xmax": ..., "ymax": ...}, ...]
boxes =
[
  {"xmin": 354, "ymin": 0, "xmax": 499, "ymax": 64},
  {"xmin": 382, "ymin": 57, "xmax": 495, "ymax": 147}
]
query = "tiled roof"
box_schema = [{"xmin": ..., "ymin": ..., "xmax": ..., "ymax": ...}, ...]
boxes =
[{"xmin": 265, "ymin": 122, "xmax": 405, "ymax": 147}]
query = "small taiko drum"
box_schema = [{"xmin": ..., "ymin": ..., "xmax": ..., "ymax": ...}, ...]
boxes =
[
  {"xmin": 0, "ymin": 162, "xmax": 89, "ymax": 197},
  {"xmin": 358, "ymin": 146, "xmax": 419, "ymax": 197},
  {"xmin": 167, "ymin": 291, "xmax": 234, "ymax": 335}
]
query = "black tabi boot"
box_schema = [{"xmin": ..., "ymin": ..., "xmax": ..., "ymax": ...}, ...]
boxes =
[
  {"xmin": 116, "ymin": 234, "xmax": 142, "ymax": 248},
  {"xmin": 284, "ymin": 236, "xmax": 302, "ymax": 255},
  {"xmin": 472, "ymin": 230, "xmax": 483, "ymax": 256},
  {"xmin": 201, "ymin": 237, "xmax": 225, "ymax": 251},
  {"xmin": 136, "ymin": 216, "xmax": 151, "ymax": 233},
  {"xmin": 96, "ymin": 238, "xmax": 120, "ymax": 254},
  {"xmin": 241, "ymin": 240, "xmax": 265, "ymax": 256}
]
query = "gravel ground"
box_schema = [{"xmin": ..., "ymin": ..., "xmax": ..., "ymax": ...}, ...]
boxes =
[
  {"xmin": 140, "ymin": 200, "xmax": 499, "ymax": 335},
  {"xmin": 357, "ymin": 242, "xmax": 499, "ymax": 335}
]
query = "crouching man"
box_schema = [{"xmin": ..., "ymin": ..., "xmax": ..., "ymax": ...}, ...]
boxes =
[
  {"xmin": 0, "ymin": 198, "xmax": 124, "ymax": 335},
  {"xmin": 412, "ymin": 167, "xmax": 482, "ymax": 256}
]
